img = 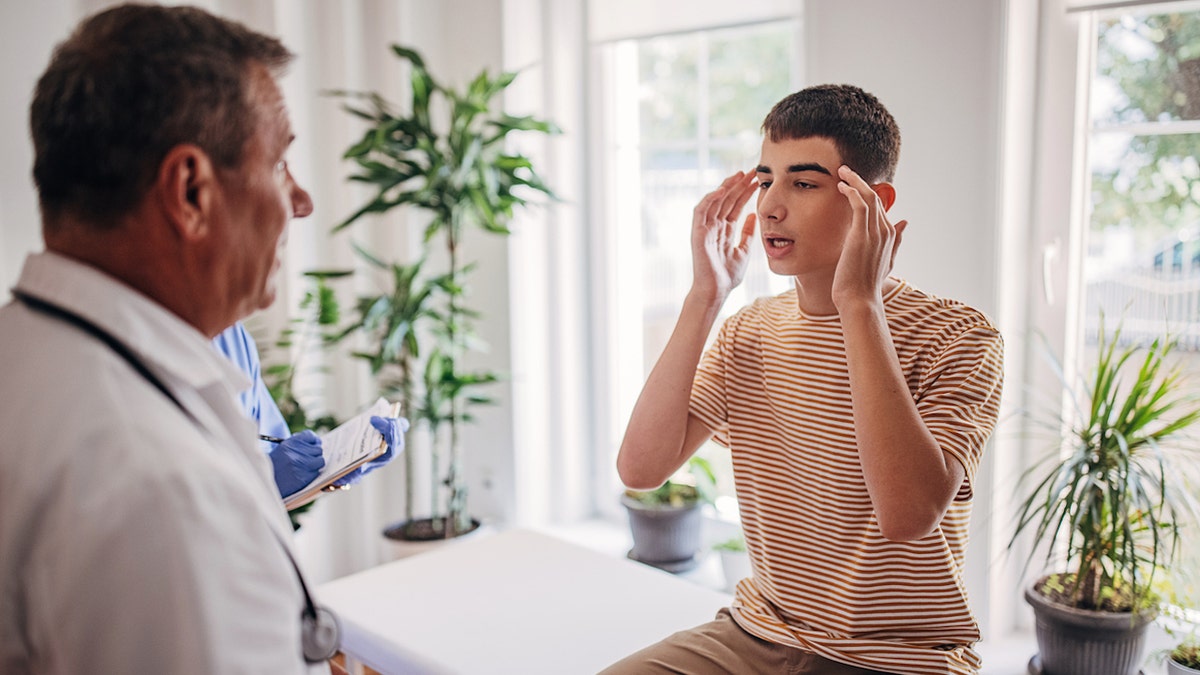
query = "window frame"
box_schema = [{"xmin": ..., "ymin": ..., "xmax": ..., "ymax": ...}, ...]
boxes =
[{"xmin": 587, "ymin": 18, "xmax": 802, "ymax": 520}]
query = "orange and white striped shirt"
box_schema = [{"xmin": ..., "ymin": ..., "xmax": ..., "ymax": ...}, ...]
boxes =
[{"xmin": 690, "ymin": 279, "xmax": 1004, "ymax": 675}]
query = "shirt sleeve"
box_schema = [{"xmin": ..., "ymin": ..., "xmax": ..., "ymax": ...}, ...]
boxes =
[
  {"xmin": 690, "ymin": 315, "xmax": 735, "ymax": 447},
  {"xmin": 914, "ymin": 324, "xmax": 1005, "ymax": 497},
  {"xmin": 212, "ymin": 323, "xmax": 291, "ymax": 446}
]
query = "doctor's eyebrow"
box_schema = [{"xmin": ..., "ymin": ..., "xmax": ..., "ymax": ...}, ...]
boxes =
[{"xmin": 755, "ymin": 162, "xmax": 833, "ymax": 176}]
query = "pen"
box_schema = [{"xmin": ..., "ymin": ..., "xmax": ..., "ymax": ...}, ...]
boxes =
[{"xmin": 259, "ymin": 434, "xmax": 285, "ymax": 444}]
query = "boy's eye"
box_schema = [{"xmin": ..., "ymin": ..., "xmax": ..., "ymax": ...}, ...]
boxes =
[
  {"xmin": 795, "ymin": 181, "xmax": 815, "ymax": 189},
  {"xmin": 757, "ymin": 181, "xmax": 772, "ymax": 190}
]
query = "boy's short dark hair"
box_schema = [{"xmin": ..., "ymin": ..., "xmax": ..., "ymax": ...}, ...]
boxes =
[
  {"xmin": 30, "ymin": 3, "xmax": 294, "ymax": 230},
  {"xmin": 761, "ymin": 84, "xmax": 900, "ymax": 183}
]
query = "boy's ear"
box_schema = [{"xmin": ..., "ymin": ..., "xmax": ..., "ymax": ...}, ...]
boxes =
[
  {"xmin": 156, "ymin": 144, "xmax": 218, "ymax": 242},
  {"xmin": 871, "ymin": 182, "xmax": 897, "ymax": 210}
]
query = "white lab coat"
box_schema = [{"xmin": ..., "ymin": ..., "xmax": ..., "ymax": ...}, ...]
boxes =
[{"xmin": 0, "ymin": 252, "xmax": 327, "ymax": 674}]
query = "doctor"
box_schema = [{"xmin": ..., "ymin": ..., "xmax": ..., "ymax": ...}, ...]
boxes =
[{"xmin": 0, "ymin": 4, "xmax": 336, "ymax": 673}]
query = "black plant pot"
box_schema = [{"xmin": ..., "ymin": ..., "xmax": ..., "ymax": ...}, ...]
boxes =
[
  {"xmin": 621, "ymin": 495, "xmax": 702, "ymax": 573},
  {"xmin": 383, "ymin": 516, "xmax": 481, "ymax": 542},
  {"xmin": 380, "ymin": 516, "xmax": 485, "ymax": 560},
  {"xmin": 1024, "ymin": 585, "xmax": 1155, "ymax": 675}
]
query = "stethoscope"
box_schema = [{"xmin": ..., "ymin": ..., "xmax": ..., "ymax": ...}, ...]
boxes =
[{"xmin": 14, "ymin": 290, "xmax": 342, "ymax": 664}]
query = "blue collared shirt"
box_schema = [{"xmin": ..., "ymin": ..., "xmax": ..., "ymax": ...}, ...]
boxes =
[{"xmin": 211, "ymin": 321, "xmax": 290, "ymax": 453}]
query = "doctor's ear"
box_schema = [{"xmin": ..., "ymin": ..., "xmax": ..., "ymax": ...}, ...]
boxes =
[
  {"xmin": 157, "ymin": 144, "xmax": 218, "ymax": 241},
  {"xmin": 871, "ymin": 182, "xmax": 897, "ymax": 210}
]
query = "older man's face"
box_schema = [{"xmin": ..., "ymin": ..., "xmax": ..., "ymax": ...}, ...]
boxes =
[{"xmin": 209, "ymin": 63, "xmax": 312, "ymax": 324}]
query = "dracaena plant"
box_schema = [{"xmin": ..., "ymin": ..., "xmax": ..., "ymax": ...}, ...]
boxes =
[
  {"xmin": 1161, "ymin": 550, "xmax": 1200, "ymax": 669},
  {"xmin": 330, "ymin": 45, "xmax": 558, "ymax": 538},
  {"xmin": 1010, "ymin": 319, "xmax": 1200, "ymax": 613},
  {"xmin": 262, "ymin": 270, "xmax": 347, "ymax": 528},
  {"xmin": 327, "ymin": 243, "xmax": 441, "ymax": 533},
  {"xmin": 264, "ymin": 270, "xmax": 347, "ymax": 435}
]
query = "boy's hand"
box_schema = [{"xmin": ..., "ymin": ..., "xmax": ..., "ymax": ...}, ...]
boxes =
[
  {"xmin": 691, "ymin": 171, "xmax": 758, "ymax": 302},
  {"xmin": 833, "ymin": 165, "xmax": 907, "ymax": 310}
]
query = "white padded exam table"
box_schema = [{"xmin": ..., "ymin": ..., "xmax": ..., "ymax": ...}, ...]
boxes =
[{"xmin": 317, "ymin": 528, "xmax": 732, "ymax": 674}]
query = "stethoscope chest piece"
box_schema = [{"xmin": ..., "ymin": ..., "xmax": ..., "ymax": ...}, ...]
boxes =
[{"xmin": 302, "ymin": 603, "xmax": 342, "ymax": 663}]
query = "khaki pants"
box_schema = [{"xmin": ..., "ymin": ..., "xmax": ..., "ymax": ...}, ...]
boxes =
[{"xmin": 599, "ymin": 608, "xmax": 896, "ymax": 675}]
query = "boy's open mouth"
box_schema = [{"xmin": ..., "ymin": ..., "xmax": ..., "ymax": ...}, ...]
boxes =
[{"xmin": 766, "ymin": 237, "xmax": 794, "ymax": 248}]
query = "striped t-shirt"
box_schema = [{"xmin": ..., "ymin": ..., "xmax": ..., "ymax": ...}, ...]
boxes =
[{"xmin": 689, "ymin": 279, "xmax": 1004, "ymax": 675}]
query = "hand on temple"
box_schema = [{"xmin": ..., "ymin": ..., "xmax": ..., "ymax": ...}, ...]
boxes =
[
  {"xmin": 269, "ymin": 430, "xmax": 325, "ymax": 498},
  {"xmin": 333, "ymin": 415, "xmax": 408, "ymax": 487}
]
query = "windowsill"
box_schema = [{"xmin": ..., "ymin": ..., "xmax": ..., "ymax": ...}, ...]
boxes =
[
  {"xmin": 530, "ymin": 518, "xmax": 1182, "ymax": 675},
  {"xmin": 531, "ymin": 517, "xmax": 729, "ymax": 594}
]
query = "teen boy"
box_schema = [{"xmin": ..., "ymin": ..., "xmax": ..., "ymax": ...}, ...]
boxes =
[{"xmin": 605, "ymin": 84, "xmax": 1004, "ymax": 674}]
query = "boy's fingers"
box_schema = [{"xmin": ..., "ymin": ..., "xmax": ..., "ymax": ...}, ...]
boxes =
[
  {"xmin": 729, "ymin": 177, "xmax": 758, "ymax": 220},
  {"xmin": 837, "ymin": 181, "xmax": 869, "ymax": 213},
  {"xmin": 889, "ymin": 220, "xmax": 908, "ymax": 269},
  {"xmin": 739, "ymin": 213, "xmax": 757, "ymax": 250},
  {"xmin": 837, "ymin": 166, "xmax": 886, "ymax": 224},
  {"xmin": 695, "ymin": 189, "xmax": 725, "ymax": 226},
  {"xmin": 837, "ymin": 164, "xmax": 871, "ymax": 192},
  {"xmin": 715, "ymin": 171, "xmax": 753, "ymax": 220}
]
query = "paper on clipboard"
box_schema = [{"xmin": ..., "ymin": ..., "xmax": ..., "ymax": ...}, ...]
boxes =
[{"xmin": 283, "ymin": 397, "xmax": 399, "ymax": 510}]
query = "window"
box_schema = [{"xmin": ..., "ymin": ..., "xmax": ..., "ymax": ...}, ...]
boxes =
[
  {"xmin": 1064, "ymin": 0, "xmax": 1200, "ymax": 626},
  {"xmin": 1082, "ymin": 6, "xmax": 1200, "ymax": 351},
  {"xmin": 594, "ymin": 20, "xmax": 798, "ymax": 516}
]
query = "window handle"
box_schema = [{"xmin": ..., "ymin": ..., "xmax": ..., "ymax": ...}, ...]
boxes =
[{"xmin": 1042, "ymin": 239, "xmax": 1060, "ymax": 306}]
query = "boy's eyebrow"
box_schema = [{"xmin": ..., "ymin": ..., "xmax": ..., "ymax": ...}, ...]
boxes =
[{"xmin": 754, "ymin": 162, "xmax": 833, "ymax": 176}]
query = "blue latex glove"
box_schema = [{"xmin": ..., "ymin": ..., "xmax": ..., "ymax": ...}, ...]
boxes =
[
  {"xmin": 334, "ymin": 416, "xmax": 408, "ymax": 487},
  {"xmin": 269, "ymin": 430, "xmax": 325, "ymax": 498}
]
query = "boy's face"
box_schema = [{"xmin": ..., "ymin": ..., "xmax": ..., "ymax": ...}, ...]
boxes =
[{"xmin": 754, "ymin": 135, "xmax": 854, "ymax": 279}]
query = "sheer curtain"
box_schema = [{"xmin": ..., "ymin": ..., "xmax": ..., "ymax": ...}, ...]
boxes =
[{"xmin": 214, "ymin": 0, "xmax": 513, "ymax": 583}]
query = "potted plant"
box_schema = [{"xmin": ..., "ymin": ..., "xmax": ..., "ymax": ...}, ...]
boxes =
[
  {"xmin": 265, "ymin": 271, "xmax": 351, "ymax": 433},
  {"xmin": 713, "ymin": 532, "xmax": 751, "ymax": 593},
  {"xmin": 1009, "ymin": 321, "xmax": 1200, "ymax": 675},
  {"xmin": 261, "ymin": 271, "xmax": 348, "ymax": 529},
  {"xmin": 331, "ymin": 45, "xmax": 557, "ymax": 542},
  {"xmin": 1169, "ymin": 644, "xmax": 1200, "ymax": 675},
  {"xmin": 329, "ymin": 245, "xmax": 440, "ymax": 541},
  {"xmin": 1162, "ymin": 557, "xmax": 1200, "ymax": 674},
  {"xmin": 622, "ymin": 455, "xmax": 717, "ymax": 573}
]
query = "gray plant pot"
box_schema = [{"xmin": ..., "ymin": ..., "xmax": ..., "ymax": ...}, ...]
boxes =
[
  {"xmin": 621, "ymin": 495, "xmax": 702, "ymax": 573},
  {"xmin": 1024, "ymin": 585, "xmax": 1155, "ymax": 675},
  {"xmin": 1167, "ymin": 657, "xmax": 1200, "ymax": 675}
]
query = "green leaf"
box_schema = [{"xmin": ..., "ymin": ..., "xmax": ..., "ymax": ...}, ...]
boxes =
[
  {"xmin": 486, "ymin": 71, "xmax": 518, "ymax": 97},
  {"xmin": 351, "ymin": 241, "xmax": 387, "ymax": 269},
  {"xmin": 390, "ymin": 44, "xmax": 427, "ymax": 70},
  {"xmin": 343, "ymin": 131, "xmax": 378, "ymax": 157},
  {"xmin": 494, "ymin": 154, "xmax": 533, "ymax": 170},
  {"xmin": 302, "ymin": 269, "xmax": 354, "ymax": 279}
]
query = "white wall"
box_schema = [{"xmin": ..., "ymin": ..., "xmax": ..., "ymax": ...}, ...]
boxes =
[
  {"xmin": 0, "ymin": 0, "xmax": 76, "ymax": 295},
  {"xmin": 805, "ymin": 0, "xmax": 1005, "ymax": 317},
  {"xmin": 803, "ymin": 0, "xmax": 1009, "ymax": 639}
]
